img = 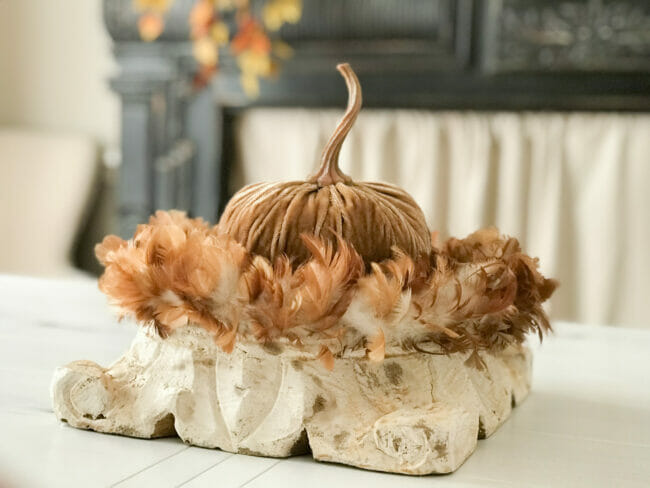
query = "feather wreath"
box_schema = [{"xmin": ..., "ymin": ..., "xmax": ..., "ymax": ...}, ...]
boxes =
[{"xmin": 96, "ymin": 210, "xmax": 557, "ymax": 370}]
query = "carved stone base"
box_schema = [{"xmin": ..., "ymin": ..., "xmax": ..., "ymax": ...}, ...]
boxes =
[{"xmin": 51, "ymin": 326, "xmax": 532, "ymax": 475}]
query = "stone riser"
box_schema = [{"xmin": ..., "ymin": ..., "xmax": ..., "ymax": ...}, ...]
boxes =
[{"xmin": 51, "ymin": 326, "xmax": 531, "ymax": 475}]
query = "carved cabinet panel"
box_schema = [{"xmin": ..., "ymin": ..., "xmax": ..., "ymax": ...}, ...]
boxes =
[{"xmin": 482, "ymin": 0, "xmax": 650, "ymax": 72}]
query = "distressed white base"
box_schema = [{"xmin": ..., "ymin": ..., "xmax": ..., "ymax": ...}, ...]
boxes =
[{"xmin": 51, "ymin": 326, "xmax": 532, "ymax": 475}]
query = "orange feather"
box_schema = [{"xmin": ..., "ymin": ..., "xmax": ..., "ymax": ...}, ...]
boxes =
[
  {"xmin": 367, "ymin": 329, "xmax": 385, "ymax": 362},
  {"xmin": 316, "ymin": 345, "xmax": 335, "ymax": 371}
]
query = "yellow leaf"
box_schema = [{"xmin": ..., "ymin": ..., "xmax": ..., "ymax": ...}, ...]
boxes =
[
  {"xmin": 232, "ymin": 0, "xmax": 250, "ymax": 9},
  {"xmin": 268, "ymin": 59, "xmax": 280, "ymax": 78},
  {"xmin": 134, "ymin": 0, "xmax": 171, "ymax": 12},
  {"xmin": 211, "ymin": 22, "xmax": 230, "ymax": 45},
  {"xmin": 263, "ymin": 0, "xmax": 302, "ymax": 30},
  {"xmin": 193, "ymin": 37, "xmax": 219, "ymax": 67},
  {"xmin": 240, "ymin": 72, "xmax": 260, "ymax": 98},
  {"xmin": 272, "ymin": 40, "xmax": 293, "ymax": 59},
  {"xmin": 263, "ymin": 5, "xmax": 283, "ymax": 31},
  {"xmin": 237, "ymin": 50, "xmax": 271, "ymax": 76},
  {"xmin": 213, "ymin": 0, "xmax": 234, "ymax": 10},
  {"xmin": 282, "ymin": 0, "xmax": 301, "ymax": 23}
]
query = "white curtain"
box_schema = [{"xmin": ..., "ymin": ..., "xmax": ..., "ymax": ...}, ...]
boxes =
[{"xmin": 233, "ymin": 109, "xmax": 650, "ymax": 328}]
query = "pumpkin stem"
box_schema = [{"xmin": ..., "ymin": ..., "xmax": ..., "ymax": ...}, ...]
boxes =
[{"xmin": 309, "ymin": 63, "xmax": 361, "ymax": 186}]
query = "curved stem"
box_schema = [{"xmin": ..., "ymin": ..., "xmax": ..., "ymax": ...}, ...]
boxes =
[{"xmin": 309, "ymin": 63, "xmax": 361, "ymax": 186}]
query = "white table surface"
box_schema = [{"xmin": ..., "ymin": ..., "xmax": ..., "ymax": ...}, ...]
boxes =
[{"xmin": 0, "ymin": 274, "xmax": 648, "ymax": 488}]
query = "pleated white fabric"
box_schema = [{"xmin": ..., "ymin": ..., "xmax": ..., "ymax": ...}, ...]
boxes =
[{"xmin": 233, "ymin": 109, "xmax": 650, "ymax": 328}]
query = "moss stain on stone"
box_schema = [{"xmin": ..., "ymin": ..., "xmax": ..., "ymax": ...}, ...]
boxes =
[
  {"xmin": 238, "ymin": 447, "xmax": 265, "ymax": 457},
  {"xmin": 392, "ymin": 437, "xmax": 402, "ymax": 452},
  {"xmin": 262, "ymin": 342, "xmax": 283, "ymax": 355},
  {"xmin": 313, "ymin": 395, "xmax": 327, "ymax": 413},
  {"xmin": 433, "ymin": 441, "xmax": 447, "ymax": 458},
  {"xmin": 333, "ymin": 431, "xmax": 349, "ymax": 449},
  {"xmin": 383, "ymin": 362, "xmax": 403, "ymax": 385}
]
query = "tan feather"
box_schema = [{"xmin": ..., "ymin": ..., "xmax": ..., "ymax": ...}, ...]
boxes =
[
  {"xmin": 95, "ymin": 234, "xmax": 125, "ymax": 265},
  {"xmin": 316, "ymin": 345, "xmax": 335, "ymax": 371},
  {"xmin": 354, "ymin": 249, "xmax": 415, "ymax": 324},
  {"xmin": 96, "ymin": 213, "xmax": 557, "ymax": 363},
  {"xmin": 215, "ymin": 326, "xmax": 238, "ymax": 353},
  {"xmin": 367, "ymin": 329, "xmax": 385, "ymax": 362},
  {"xmin": 464, "ymin": 350, "xmax": 486, "ymax": 370},
  {"xmin": 294, "ymin": 235, "xmax": 363, "ymax": 331}
]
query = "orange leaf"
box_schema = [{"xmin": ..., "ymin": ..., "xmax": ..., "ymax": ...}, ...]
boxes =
[
  {"xmin": 211, "ymin": 21, "xmax": 230, "ymax": 45},
  {"xmin": 231, "ymin": 17, "xmax": 270, "ymax": 54},
  {"xmin": 189, "ymin": 0, "xmax": 214, "ymax": 37},
  {"xmin": 250, "ymin": 33, "xmax": 271, "ymax": 55},
  {"xmin": 193, "ymin": 64, "xmax": 217, "ymax": 88},
  {"xmin": 138, "ymin": 13, "xmax": 164, "ymax": 42}
]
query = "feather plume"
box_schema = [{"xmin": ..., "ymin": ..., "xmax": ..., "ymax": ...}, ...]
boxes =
[
  {"xmin": 354, "ymin": 249, "xmax": 416, "ymax": 324},
  {"xmin": 317, "ymin": 345, "xmax": 335, "ymax": 371},
  {"xmin": 242, "ymin": 255, "xmax": 299, "ymax": 341},
  {"xmin": 294, "ymin": 235, "xmax": 364, "ymax": 329},
  {"xmin": 367, "ymin": 329, "xmax": 385, "ymax": 362},
  {"xmin": 96, "ymin": 214, "xmax": 557, "ymax": 365},
  {"xmin": 96, "ymin": 211, "xmax": 247, "ymax": 349}
]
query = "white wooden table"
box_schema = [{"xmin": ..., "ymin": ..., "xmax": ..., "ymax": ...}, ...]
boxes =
[{"xmin": 1, "ymin": 274, "xmax": 648, "ymax": 488}]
